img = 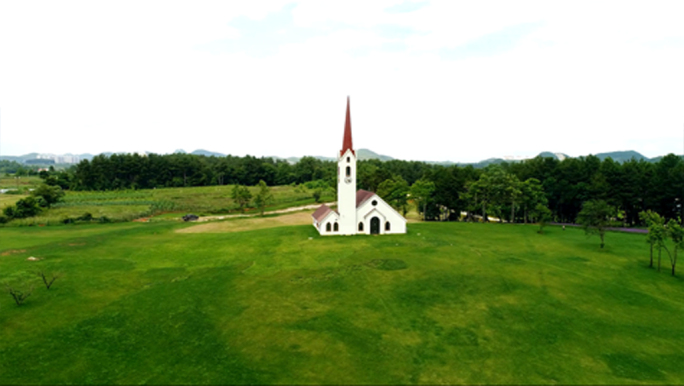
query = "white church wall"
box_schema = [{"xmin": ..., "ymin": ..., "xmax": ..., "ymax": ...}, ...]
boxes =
[
  {"xmin": 356, "ymin": 194, "xmax": 407, "ymax": 235},
  {"xmin": 337, "ymin": 148, "xmax": 357, "ymax": 235},
  {"xmin": 316, "ymin": 212, "xmax": 341, "ymax": 236}
]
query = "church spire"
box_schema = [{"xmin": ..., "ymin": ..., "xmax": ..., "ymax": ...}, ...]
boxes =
[{"xmin": 341, "ymin": 96, "xmax": 354, "ymax": 155}]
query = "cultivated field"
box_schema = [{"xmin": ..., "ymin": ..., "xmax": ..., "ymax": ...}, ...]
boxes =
[
  {"xmin": 1, "ymin": 219, "xmax": 682, "ymax": 384},
  {"xmin": 1, "ymin": 183, "xmax": 334, "ymax": 226}
]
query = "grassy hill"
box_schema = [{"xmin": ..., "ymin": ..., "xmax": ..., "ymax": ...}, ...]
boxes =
[{"xmin": 1, "ymin": 220, "xmax": 683, "ymax": 384}]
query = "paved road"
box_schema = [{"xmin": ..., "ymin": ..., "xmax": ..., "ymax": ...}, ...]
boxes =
[{"xmin": 551, "ymin": 222, "xmax": 648, "ymax": 234}]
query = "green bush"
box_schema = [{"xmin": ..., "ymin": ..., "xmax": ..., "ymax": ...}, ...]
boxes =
[
  {"xmin": 77, "ymin": 212, "xmax": 93, "ymax": 221},
  {"xmin": 13, "ymin": 197, "xmax": 43, "ymax": 218}
]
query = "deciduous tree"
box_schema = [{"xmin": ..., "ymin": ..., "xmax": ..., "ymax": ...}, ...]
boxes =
[
  {"xmin": 377, "ymin": 176, "xmax": 410, "ymax": 216},
  {"xmin": 532, "ymin": 203, "xmax": 553, "ymax": 234},
  {"xmin": 664, "ymin": 218, "xmax": 683, "ymax": 276},
  {"xmin": 410, "ymin": 179, "xmax": 435, "ymax": 221},
  {"xmin": 231, "ymin": 184, "xmax": 252, "ymax": 213},
  {"xmin": 253, "ymin": 180, "xmax": 273, "ymax": 216},
  {"xmin": 31, "ymin": 184, "xmax": 65, "ymax": 208},
  {"xmin": 577, "ymin": 200, "xmax": 614, "ymax": 248},
  {"xmin": 640, "ymin": 210, "xmax": 660, "ymax": 268}
]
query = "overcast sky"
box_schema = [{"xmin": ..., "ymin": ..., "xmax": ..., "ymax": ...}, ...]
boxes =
[{"xmin": 1, "ymin": 1, "xmax": 683, "ymax": 162}]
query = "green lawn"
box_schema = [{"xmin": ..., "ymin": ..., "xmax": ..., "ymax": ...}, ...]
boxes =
[{"xmin": 1, "ymin": 221, "xmax": 683, "ymax": 384}]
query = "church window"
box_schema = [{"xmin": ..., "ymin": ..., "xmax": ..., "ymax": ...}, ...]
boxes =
[
  {"xmin": 334, "ymin": 222, "xmax": 339, "ymax": 232},
  {"xmin": 372, "ymin": 200, "xmax": 378, "ymax": 206},
  {"xmin": 346, "ymin": 166, "xmax": 351, "ymax": 177},
  {"xmin": 358, "ymin": 222, "xmax": 364, "ymax": 232},
  {"xmin": 326, "ymin": 223, "xmax": 331, "ymax": 232},
  {"xmin": 385, "ymin": 221, "xmax": 391, "ymax": 231},
  {"xmin": 347, "ymin": 157, "xmax": 350, "ymax": 163}
]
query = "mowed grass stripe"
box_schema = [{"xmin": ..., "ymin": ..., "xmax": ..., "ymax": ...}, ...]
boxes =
[{"xmin": 1, "ymin": 221, "xmax": 683, "ymax": 384}]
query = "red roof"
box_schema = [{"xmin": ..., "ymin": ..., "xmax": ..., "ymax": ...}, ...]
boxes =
[
  {"xmin": 356, "ymin": 190, "xmax": 375, "ymax": 208},
  {"xmin": 341, "ymin": 96, "xmax": 355, "ymax": 156},
  {"xmin": 312, "ymin": 204, "xmax": 336, "ymax": 222}
]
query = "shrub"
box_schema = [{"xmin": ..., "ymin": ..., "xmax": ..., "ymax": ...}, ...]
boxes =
[
  {"xmin": 13, "ymin": 197, "xmax": 43, "ymax": 218},
  {"xmin": 31, "ymin": 184, "xmax": 65, "ymax": 207},
  {"xmin": 6, "ymin": 284, "xmax": 34, "ymax": 306},
  {"xmin": 77, "ymin": 212, "xmax": 93, "ymax": 221}
]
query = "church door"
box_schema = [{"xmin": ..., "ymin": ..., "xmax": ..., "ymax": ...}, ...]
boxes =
[{"xmin": 370, "ymin": 217, "xmax": 380, "ymax": 235}]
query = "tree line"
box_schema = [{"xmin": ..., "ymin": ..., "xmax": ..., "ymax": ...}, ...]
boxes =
[{"xmin": 34, "ymin": 152, "xmax": 684, "ymax": 226}]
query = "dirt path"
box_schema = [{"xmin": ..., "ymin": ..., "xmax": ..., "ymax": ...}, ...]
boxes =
[
  {"xmin": 177, "ymin": 211, "xmax": 317, "ymax": 233},
  {"xmin": 196, "ymin": 202, "xmax": 335, "ymax": 222}
]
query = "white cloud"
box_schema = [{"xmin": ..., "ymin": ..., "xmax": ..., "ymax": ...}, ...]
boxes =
[{"xmin": 1, "ymin": 0, "xmax": 683, "ymax": 162}]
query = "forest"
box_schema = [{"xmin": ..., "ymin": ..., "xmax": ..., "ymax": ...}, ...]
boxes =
[{"xmin": 13, "ymin": 152, "xmax": 684, "ymax": 226}]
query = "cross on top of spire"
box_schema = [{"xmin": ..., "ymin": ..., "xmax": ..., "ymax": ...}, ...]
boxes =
[{"xmin": 341, "ymin": 96, "xmax": 355, "ymax": 156}]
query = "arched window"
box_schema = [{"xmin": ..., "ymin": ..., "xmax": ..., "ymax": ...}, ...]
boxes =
[
  {"xmin": 346, "ymin": 166, "xmax": 351, "ymax": 177},
  {"xmin": 385, "ymin": 221, "xmax": 391, "ymax": 231},
  {"xmin": 358, "ymin": 222, "xmax": 364, "ymax": 232},
  {"xmin": 334, "ymin": 222, "xmax": 339, "ymax": 232},
  {"xmin": 326, "ymin": 223, "xmax": 331, "ymax": 232},
  {"xmin": 347, "ymin": 156, "xmax": 350, "ymax": 163}
]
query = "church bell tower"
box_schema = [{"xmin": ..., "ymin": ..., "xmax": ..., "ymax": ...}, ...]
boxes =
[{"xmin": 337, "ymin": 96, "xmax": 357, "ymax": 235}]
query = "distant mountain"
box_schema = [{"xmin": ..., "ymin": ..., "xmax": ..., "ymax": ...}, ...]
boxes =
[
  {"xmin": 274, "ymin": 148, "xmax": 393, "ymax": 164},
  {"xmin": 1, "ymin": 149, "xmax": 681, "ymax": 168},
  {"xmin": 593, "ymin": 150, "xmax": 648, "ymax": 162},
  {"xmin": 534, "ymin": 150, "xmax": 650, "ymax": 163},
  {"xmin": 191, "ymin": 149, "xmax": 226, "ymax": 157},
  {"xmin": 650, "ymin": 154, "xmax": 684, "ymax": 163},
  {"xmin": 357, "ymin": 148, "xmax": 394, "ymax": 161},
  {"xmin": 537, "ymin": 152, "xmax": 570, "ymax": 161},
  {"xmin": 0, "ymin": 153, "xmax": 39, "ymax": 162}
]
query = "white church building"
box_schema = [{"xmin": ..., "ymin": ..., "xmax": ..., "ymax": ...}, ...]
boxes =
[{"xmin": 312, "ymin": 97, "xmax": 407, "ymax": 236}]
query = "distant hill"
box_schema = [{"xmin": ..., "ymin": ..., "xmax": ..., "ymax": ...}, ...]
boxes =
[
  {"xmin": 191, "ymin": 149, "xmax": 226, "ymax": 157},
  {"xmin": 0, "ymin": 153, "xmax": 39, "ymax": 162},
  {"xmin": 593, "ymin": 150, "xmax": 648, "ymax": 162},
  {"xmin": 357, "ymin": 148, "xmax": 394, "ymax": 161},
  {"xmin": 1, "ymin": 149, "xmax": 681, "ymax": 168},
  {"xmin": 274, "ymin": 148, "xmax": 393, "ymax": 164},
  {"xmin": 537, "ymin": 152, "xmax": 570, "ymax": 161},
  {"xmin": 534, "ymin": 150, "xmax": 650, "ymax": 163}
]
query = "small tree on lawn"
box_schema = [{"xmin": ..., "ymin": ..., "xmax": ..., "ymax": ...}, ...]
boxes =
[
  {"xmin": 532, "ymin": 203, "xmax": 553, "ymax": 234},
  {"xmin": 6, "ymin": 284, "xmax": 33, "ymax": 306},
  {"xmin": 577, "ymin": 199, "xmax": 614, "ymax": 248},
  {"xmin": 36, "ymin": 271, "xmax": 60, "ymax": 289},
  {"xmin": 231, "ymin": 184, "xmax": 252, "ymax": 213},
  {"xmin": 664, "ymin": 218, "xmax": 684, "ymax": 276},
  {"xmin": 647, "ymin": 211, "xmax": 667, "ymax": 271},
  {"xmin": 640, "ymin": 210, "xmax": 660, "ymax": 268},
  {"xmin": 253, "ymin": 180, "xmax": 273, "ymax": 217}
]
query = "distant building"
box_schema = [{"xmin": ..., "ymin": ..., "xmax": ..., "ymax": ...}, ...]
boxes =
[
  {"xmin": 35, "ymin": 154, "xmax": 81, "ymax": 164},
  {"xmin": 312, "ymin": 97, "xmax": 407, "ymax": 236}
]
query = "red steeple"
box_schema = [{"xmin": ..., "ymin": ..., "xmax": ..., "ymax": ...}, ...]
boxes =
[{"xmin": 341, "ymin": 96, "xmax": 354, "ymax": 156}]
